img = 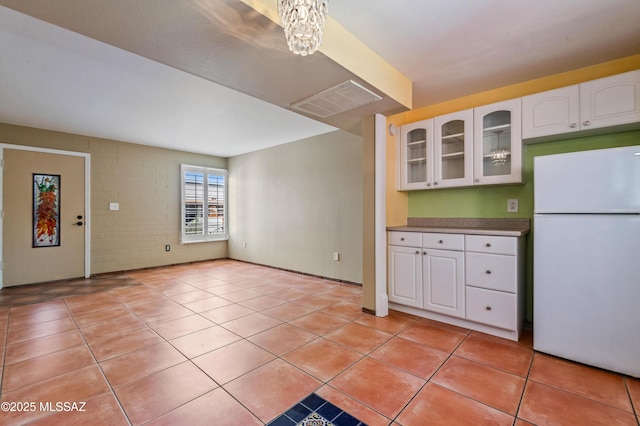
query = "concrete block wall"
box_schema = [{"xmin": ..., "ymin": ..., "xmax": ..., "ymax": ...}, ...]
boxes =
[{"xmin": 0, "ymin": 122, "xmax": 227, "ymax": 275}]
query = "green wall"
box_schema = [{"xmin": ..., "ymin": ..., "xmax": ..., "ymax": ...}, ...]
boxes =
[{"xmin": 408, "ymin": 129, "xmax": 640, "ymax": 323}]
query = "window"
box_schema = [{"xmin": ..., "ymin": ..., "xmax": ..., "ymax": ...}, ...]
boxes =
[{"xmin": 181, "ymin": 164, "xmax": 228, "ymax": 243}]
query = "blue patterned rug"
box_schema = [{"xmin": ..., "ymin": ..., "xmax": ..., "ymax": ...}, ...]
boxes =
[{"xmin": 267, "ymin": 393, "xmax": 367, "ymax": 426}]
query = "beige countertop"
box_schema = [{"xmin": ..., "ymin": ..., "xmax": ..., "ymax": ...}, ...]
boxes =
[{"xmin": 387, "ymin": 218, "xmax": 530, "ymax": 237}]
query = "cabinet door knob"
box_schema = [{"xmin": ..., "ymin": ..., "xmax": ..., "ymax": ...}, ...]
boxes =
[
  {"xmin": 485, "ymin": 270, "xmax": 492, "ymax": 274},
  {"xmin": 438, "ymin": 240, "xmax": 443, "ymax": 244},
  {"xmin": 423, "ymin": 251, "xmax": 427, "ymax": 255},
  {"xmin": 433, "ymin": 181, "xmax": 438, "ymax": 186},
  {"xmin": 415, "ymin": 250, "xmax": 420, "ymax": 255},
  {"xmin": 569, "ymin": 123, "xmax": 577, "ymax": 128},
  {"xmin": 583, "ymin": 120, "xmax": 591, "ymax": 127},
  {"xmin": 474, "ymin": 178, "xmax": 480, "ymax": 183},
  {"xmin": 426, "ymin": 183, "xmax": 432, "ymax": 187},
  {"xmin": 485, "ymin": 243, "xmax": 491, "ymax": 247},
  {"xmin": 400, "ymin": 237, "xmax": 405, "ymax": 241},
  {"xmin": 485, "ymin": 306, "xmax": 492, "ymax": 311}
]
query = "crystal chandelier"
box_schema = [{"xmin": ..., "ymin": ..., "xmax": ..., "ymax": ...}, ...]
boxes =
[
  {"xmin": 278, "ymin": 0, "xmax": 328, "ymax": 56},
  {"xmin": 490, "ymin": 130, "xmax": 510, "ymax": 167}
]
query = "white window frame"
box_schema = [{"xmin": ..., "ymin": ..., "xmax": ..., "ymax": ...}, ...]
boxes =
[{"xmin": 181, "ymin": 164, "xmax": 228, "ymax": 243}]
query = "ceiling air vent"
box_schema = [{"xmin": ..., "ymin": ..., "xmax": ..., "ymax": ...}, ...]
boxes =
[{"xmin": 291, "ymin": 80, "xmax": 382, "ymax": 118}]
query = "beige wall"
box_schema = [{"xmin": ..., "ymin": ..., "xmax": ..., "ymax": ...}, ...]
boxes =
[
  {"xmin": 228, "ymin": 130, "xmax": 363, "ymax": 284},
  {"xmin": 0, "ymin": 123, "xmax": 227, "ymax": 275}
]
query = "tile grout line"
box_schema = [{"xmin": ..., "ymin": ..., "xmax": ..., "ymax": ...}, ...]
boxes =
[
  {"xmin": 151, "ymin": 273, "xmax": 387, "ymax": 424},
  {"xmin": 129, "ymin": 274, "xmax": 316, "ymax": 425},
  {"xmin": 106, "ymin": 278, "xmax": 237, "ymax": 425},
  {"xmin": 17, "ymin": 263, "xmax": 637, "ymax": 425},
  {"xmin": 0, "ymin": 308, "xmax": 10, "ymax": 396},
  {"xmin": 387, "ymin": 328, "xmax": 473, "ymax": 425},
  {"xmin": 512, "ymin": 347, "xmax": 537, "ymax": 424},
  {"xmin": 623, "ymin": 378, "xmax": 639, "ymax": 419},
  {"xmin": 1, "ymin": 273, "xmax": 517, "ymax": 426},
  {"xmin": 63, "ymin": 297, "xmax": 134, "ymax": 426}
]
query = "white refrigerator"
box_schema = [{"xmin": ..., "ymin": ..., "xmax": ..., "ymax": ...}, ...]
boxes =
[{"xmin": 533, "ymin": 145, "xmax": 640, "ymax": 378}]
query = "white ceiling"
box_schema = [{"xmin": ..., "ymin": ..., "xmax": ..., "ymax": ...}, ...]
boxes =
[
  {"xmin": 1, "ymin": 0, "xmax": 639, "ymax": 158},
  {"xmin": 0, "ymin": 5, "xmax": 335, "ymax": 158}
]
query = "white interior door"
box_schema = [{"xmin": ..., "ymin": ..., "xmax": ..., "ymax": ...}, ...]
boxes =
[{"xmin": 2, "ymin": 148, "xmax": 88, "ymax": 287}]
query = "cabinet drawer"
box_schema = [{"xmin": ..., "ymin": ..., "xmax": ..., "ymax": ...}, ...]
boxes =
[
  {"xmin": 465, "ymin": 235, "xmax": 517, "ymax": 255},
  {"xmin": 423, "ymin": 233, "xmax": 464, "ymax": 251},
  {"xmin": 466, "ymin": 287, "xmax": 516, "ymax": 331},
  {"xmin": 466, "ymin": 253, "xmax": 517, "ymax": 293},
  {"xmin": 388, "ymin": 231, "xmax": 422, "ymax": 247}
]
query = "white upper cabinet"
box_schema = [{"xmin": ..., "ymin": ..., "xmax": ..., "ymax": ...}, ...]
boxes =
[
  {"xmin": 473, "ymin": 99, "xmax": 522, "ymax": 185},
  {"xmin": 434, "ymin": 110, "xmax": 474, "ymax": 188},
  {"xmin": 521, "ymin": 85, "xmax": 580, "ymax": 139},
  {"xmin": 397, "ymin": 70, "xmax": 640, "ymax": 190},
  {"xmin": 523, "ymin": 69, "xmax": 640, "ymax": 140},
  {"xmin": 398, "ymin": 119, "xmax": 434, "ymax": 190},
  {"xmin": 580, "ymin": 69, "xmax": 640, "ymax": 129},
  {"xmin": 398, "ymin": 103, "xmax": 523, "ymax": 190}
]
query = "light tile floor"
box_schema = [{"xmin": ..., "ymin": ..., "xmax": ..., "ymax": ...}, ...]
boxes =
[{"xmin": 0, "ymin": 259, "xmax": 638, "ymax": 425}]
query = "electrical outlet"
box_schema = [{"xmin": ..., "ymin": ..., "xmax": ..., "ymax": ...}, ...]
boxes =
[
  {"xmin": 507, "ymin": 199, "xmax": 519, "ymax": 213},
  {"xmin": 165, "ymin": 245, "xmax": 171, "ymax": 252},
  {"xmin": 333, "ymin": 252, "xmax": 340, "ymax": 261}
]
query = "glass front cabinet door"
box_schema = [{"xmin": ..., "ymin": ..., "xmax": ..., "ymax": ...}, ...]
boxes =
[
  {"xmin": 473, "ymin": 99, "xmax": 522, "ymax": 185},
  {"xmin": 434, "ymin": 110, "xmax": 474, "ymax": 188},
  {"xmin": 398, "ymin": 119, "xmax": 434, "ymax": 190}
]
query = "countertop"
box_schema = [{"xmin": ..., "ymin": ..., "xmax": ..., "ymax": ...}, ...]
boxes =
[{"xmin": 387, "ymin": 218, "xmax": 530, "ymax": 237}]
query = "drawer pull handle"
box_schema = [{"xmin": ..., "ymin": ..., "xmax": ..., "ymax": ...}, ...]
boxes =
[
  {"xmin": 400, "ymin": 237, "xmax": 405, "ymax": 241},
  {"xmin": 485, "ymin": 270, "xmax": 492, "ymax": 274},
  {"xmin": 438, "ymin": 240, "xmax": 443, "ymax": 244},
  {"xmin": 485, "ymin": 243, "xmax": 491, "ymax": 247},
  {"xmin": 485, "ymin": 306, "xmax": 492, "ymax": 311}
]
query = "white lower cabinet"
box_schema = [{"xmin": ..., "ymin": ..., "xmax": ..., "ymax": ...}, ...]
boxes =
[
  {"xmin": 423, "ymin": 249, "xmax": 465, "ymax": 319},
  {"xmin": 388, "ymin": 231, "xmax": 525, "ymax": 341},
  {"xmin": 466, "ymin": 287, "xmax": 517, "ymax": 330},
  {"xmin": 387, "ymin": 245, "xmax": 422, "ymax": 308}
]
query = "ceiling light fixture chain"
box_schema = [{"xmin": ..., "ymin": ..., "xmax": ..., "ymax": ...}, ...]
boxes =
[{"xmin": 278, "ymin": 0, "xmax": 328, "ymax": 56}]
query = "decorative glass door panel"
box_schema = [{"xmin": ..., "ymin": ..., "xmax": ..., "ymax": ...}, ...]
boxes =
[
  {"xmin": 482, "ymin": 110, "xmax": 512, "ymax": 177},
  {"xmin": 434, "ymin": 109, "xmax": 473, "ymax": 188},
  {"xmin": 440, "ymin": 120, "xmax": 466, "ymax": 181},
  {"xmin": 398, "ymin": 119, "xmax": 433, "ymax": 190},
  {"xmin": 473, "ymin": 99, "xmax": 522, "ymax": 185},
  {"xmin": 407, "ymin": 128, "xmax": 427, "ymax": 184}
]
